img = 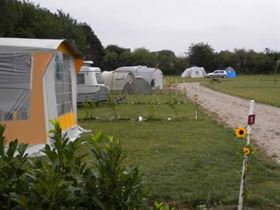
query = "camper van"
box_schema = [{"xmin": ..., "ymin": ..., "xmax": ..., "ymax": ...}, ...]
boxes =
[{"xmin": 77, "ymin": 61, "xmax": 108, "ymax": 103}]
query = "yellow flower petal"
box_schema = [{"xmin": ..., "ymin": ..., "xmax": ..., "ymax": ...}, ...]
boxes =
[
  {"xmin": 235, "ymin": 127, "xmax": 247, "ymax": 138},
  {"xmin": 243, "ymin": 147, "xmax": 250, "ymax": 155}
]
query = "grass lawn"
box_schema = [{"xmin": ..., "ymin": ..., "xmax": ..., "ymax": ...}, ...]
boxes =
[
  {"xmin": 78, "ymin": 91, "xmax": 280, "ymax": 208},
  {"xmin": 199, "ymin": 74, "xmax": 280, "ymax": 107}
]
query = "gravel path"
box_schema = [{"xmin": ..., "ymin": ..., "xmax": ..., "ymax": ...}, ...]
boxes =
[{"xmin": 177, "ymin": 82, "xmax": 280, "ymax": 163}]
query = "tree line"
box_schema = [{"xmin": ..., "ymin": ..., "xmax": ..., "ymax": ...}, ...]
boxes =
[
  {"xmin": 102, "ymin": 43, "xmax": 280, "ymax": 75},
  {"xmin": 0, "ymin": 0, "xmax": 279, "ymax": 75},
  {"xmin": 101, "ymin": 45, "xmax": 187, "ymax": 75},
  {"xmin": 0, "ymin": 0, "xmax": 104, "ymax": 66}
]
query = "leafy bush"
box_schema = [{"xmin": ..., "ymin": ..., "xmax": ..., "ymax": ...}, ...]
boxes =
[
  {"xmin": 0, "ymin": 124, "xmax": 28, "ymax": 209},
  {"xmin": 90, "ymin": 132, "xmax": 148, "ymax": 209},
  {"xmin": 19, "ymin": 121, "xmax": 99, "ymax": 209},
  {"xmin": 0, "ymin": 122, "xmax": 148, "ymax": 210}
]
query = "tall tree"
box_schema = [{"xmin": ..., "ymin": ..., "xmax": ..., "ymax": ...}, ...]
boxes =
[
  {"xmin": 187, "ymin": 42, "xmax": 215, "ymax": 72},
  {"xmin": 102, "ymin": 45, "xmax": 131, "ymax": 70},
  {"xmin": 132, "ymin": 48, "xmax": 157, "ymax": 67},
  {"xmin": 0, "ymin": 0, "xmax": 104, "ymax": 65},
  {"xmin": 155, "ymin": 50, "xmax": 176, "ymax": 74}
]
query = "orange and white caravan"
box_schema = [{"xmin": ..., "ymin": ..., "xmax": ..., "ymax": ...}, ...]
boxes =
[{"xmin": 0, "ymin": 38, "xmax": 84, "ymax": 155}]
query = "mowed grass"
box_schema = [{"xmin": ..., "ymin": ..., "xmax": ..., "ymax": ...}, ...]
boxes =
[
  {"xmin": 201, "ymin": 74, "xmax": 280, "ymax": 107},
  {"xmin": 78, "ymin": 91, "xmax": 280, "ymax": 208}
]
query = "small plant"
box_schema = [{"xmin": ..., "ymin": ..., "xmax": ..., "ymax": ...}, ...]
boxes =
[
  {"xmin": 153, "ymin": 201, "xmax": 175, "ymax": 210},
  {"xmin": 83, "ymin": 98, "xmax": 96, "ymax": 119},
  {"xmin": 83, "ymin": 97, "xmax": 91, "ymax": 118},
  {"xmin": 167, "ymin": 92, "xmax": 179, "ymax": 118},
  {"xmin": 146, "ymin": 96, "xmax": 158, "ymax": 120},
  {"xmin": 90, "ymin": 132, "xmax": 148, "ymax": 209},
  {"xmin": 107, "ymin": 93, "xmax": 118, "ymax": 119}
]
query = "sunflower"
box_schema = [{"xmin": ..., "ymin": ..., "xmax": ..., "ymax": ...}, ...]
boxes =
[
  {"xmin": 235, "ymin": 127, "xmax": 247, "ymax": 138},
  {"xmin": 243, "ymin": 147, "xmax": 250, "ymax": 155}
]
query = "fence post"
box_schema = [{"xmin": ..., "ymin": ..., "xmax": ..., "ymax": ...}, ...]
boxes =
[{"xmin": 238, "ymin": 100, "xmax": 255, "ymax": 210}]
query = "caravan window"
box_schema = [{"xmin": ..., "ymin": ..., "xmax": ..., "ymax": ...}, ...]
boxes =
[
  {"xmin": 54, "ymin": 52, "xmax": 74, "ymax": 116},
  {"xmin": 0, "ymin": 53, "xmax": 32, "ymax": 121},
  {"xmin": 77, "ymin": 73, "xmax": 85, "ymax": 84},
  {"xmin": 96, "ymin": 73, "xmax": 105, "ymax": 84}
]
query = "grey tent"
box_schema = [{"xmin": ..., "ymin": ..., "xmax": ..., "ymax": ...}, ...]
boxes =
[
  {"xmin": 115, "ymin": 66, "xmax": 164, "ymax": 90},
  {"xmin": 102, "ymin": 71, "xmax": 134, "ymax": 91},
  {"xmin": 102, "ymin": 70, "xmax": 154, "ymax": 94},
  {"xmin": 123, "ymin": 76, "xmax": 153, "ymax": 94}
]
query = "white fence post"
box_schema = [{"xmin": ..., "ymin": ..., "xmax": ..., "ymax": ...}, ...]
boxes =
[{"xmin": 238, "ymin": 100, "xmax": 255, "ymax": 210}]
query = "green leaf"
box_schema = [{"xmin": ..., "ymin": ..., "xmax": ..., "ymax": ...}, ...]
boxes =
[{"xmin": 7, "ymin": 139, "xmax": 18, "ymax": 158}]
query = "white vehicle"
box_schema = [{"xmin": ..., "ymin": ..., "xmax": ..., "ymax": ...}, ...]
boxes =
[
  {"xmin": 77, "ymin": 61, "xmax": 108, "ymax": 103},
  {"xmin": 207, "ymin": 70, "xmax": 227, "ymax": 78}
]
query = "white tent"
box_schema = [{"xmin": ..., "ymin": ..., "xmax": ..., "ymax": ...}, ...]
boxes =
[
  {"xmin": 115, "ymin": 66, "xmax": 164, "ymax": 90},
  {"xmin": 181, "ymin": 66, "xmax": 206, "ymax": 78}
]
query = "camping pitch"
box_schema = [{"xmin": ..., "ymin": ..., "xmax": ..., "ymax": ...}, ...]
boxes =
[{"xmin": 0, "ymin": 37, "xmax": 84, "ymax": 155}]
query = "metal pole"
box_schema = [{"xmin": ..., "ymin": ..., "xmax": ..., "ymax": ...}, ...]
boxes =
[{"xmin": 237, "ymin": 100, "xmax": 255, "ymax": 210}]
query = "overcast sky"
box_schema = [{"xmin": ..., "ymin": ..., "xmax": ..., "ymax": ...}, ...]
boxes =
[{"xmin": 30, "ymin": 0, "xmax": 279, "ymax": 55}]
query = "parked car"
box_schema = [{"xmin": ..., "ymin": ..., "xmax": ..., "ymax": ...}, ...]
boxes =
[{"xmin": 207, "ymin": 70, "xmax": 227, "ymax": 78}]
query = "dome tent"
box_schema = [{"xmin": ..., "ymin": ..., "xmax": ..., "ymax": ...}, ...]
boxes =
[
  {"xmin": 181, "ymin": 66, "xmax": 206, "ymax": 78},
  {"xmin": 225, "ymin": 67, "xmax": 237, "ymax": 78}
]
